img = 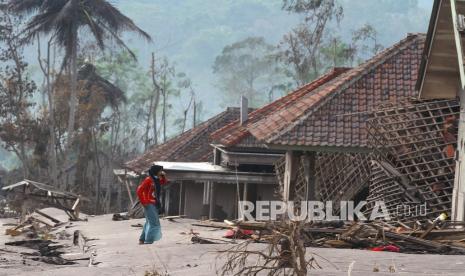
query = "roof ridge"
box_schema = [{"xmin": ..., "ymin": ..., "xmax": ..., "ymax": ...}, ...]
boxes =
[
  {"xmin": 210, "ymin": 67, "xmax": 349, "ymax": 145},
  {"xmin": 251, "ymin": 34, "xmax": 424, "ymax": 144}
]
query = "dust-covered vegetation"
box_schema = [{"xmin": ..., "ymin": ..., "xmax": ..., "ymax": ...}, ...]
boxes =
[{"xmin": 0, "ymin": 0, "xmax": 432, "ymax": 215}]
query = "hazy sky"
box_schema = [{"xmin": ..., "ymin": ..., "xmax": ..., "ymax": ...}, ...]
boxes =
[
  {"xmin": 0, "ymin": 0, "xmax": 437, "ymax": 170},
  {"xmin": 113, "ymin": 0, "xmax": 434, "ymax": 118}
]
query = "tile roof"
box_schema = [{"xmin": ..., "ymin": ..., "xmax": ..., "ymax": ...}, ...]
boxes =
[
  {"xmin": 125, "ymin": 107, "xmax": 244, "ymax": 173},
  {"xmin": 210, "ymin": 67, "xmax": 350, "ymax": 147},
  {"xmin": 248, "ymin": 34, "xmax": 426, "ymax": 149}
]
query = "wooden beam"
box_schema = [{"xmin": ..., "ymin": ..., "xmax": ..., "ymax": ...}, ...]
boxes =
[
  {"xmin": 302, "ymin": 152, "xmax": 317, "ymax": 201},
  {"xmin": 124, "ymin": 179, "xmax": 134, "ymax": 206},
  {"xmin": 451, "ymin": 0, "xmax": 465, "ymax": 222},
  {"xmin": 34, "ymin": 209, "xmax": 61, "ymax": 224}
]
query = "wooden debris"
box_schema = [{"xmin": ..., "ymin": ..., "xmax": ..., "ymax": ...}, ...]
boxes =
[
  {"xmin": 34, "ymin": 209, "xmax": 62, "ymax": 224},
  {"xmin": 2, "ymin": 179, "xmax": 84, "ymax": 221},
  {"xmin": 191, "ymin": 221, "xmax": 231, "ymax": 229},
  {"xmin": 162, "ymin": 215, "xmax": 185, "ymax": 220},
  {"xmin": 243, "ymin": 220, "xmax": 465, "ymax": 255},
  {"xmin": 191, "ymin": 236, "xmax": 218, "ymax": 244}
]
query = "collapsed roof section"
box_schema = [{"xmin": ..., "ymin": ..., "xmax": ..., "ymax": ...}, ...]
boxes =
[
  {"xmin": 366, "ymin": 99, "xmax": 459, "ymax": 221},
  {"xmin": 2, "ymin": 179, "xmax": 83, "ymax": 220}
]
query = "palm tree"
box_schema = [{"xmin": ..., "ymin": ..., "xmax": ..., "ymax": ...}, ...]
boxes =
[{"xmin": 8, "ymin": 0, "xmax": 151, "ymax": 183}]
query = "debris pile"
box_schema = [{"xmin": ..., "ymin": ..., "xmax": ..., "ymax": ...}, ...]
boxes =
[
  {"xmin": 303, "ymin": 220, "xmax": 465, "ymax": 255},
  {"xmin": 5, "ymin": 239, "xmax": 78, "ymax": 265},
  {"xmin": 191, "ymin": 219, "xmax": 465, "ymax": 255},
  {"xmin": 2, "ymin": 179, "xmax": 84, "ymax": 221},
  {"xmin": 4, "ymin": 209, "xmax": 64, "ymax": 239},
  {"xmin": 2, "ymin": 208, "xmax": 93, "ymax": 267},
  {"xmin": 366, "ymin": 100, "xmax": 459, "ymax": 222}
]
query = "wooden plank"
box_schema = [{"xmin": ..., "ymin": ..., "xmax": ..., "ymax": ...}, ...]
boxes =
[
  {"xmin": 34, "ymin": 210, "xmax": 61, "ymax": 224},
  {"xmin": 124, "ymin": 179, "xmax": 134, "ymax": 206},
  {"xmin": 191, "ymin": 221, "xmax": 231, "ymax": 230},
  {"xmin": 384, "ymin": 231, "xmax": 465, "ymax": 253}
]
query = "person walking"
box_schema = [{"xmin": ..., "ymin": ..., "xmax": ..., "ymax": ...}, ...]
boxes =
[{"xmin": 136, "ymin": 164, "xmax": 167, "ymax": 244}]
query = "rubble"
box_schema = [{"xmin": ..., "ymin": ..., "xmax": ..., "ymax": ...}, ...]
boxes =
[
  {"xmin": 366, "ymin": 100, "xmax": 459, "ymax": 222},
  {"xmin": 223, "ymin": 219, "xmax": 465, "ymax": 255},
  {"xmin": 2, "ymin": 179, "xmax": 85, "ymax": 221}
]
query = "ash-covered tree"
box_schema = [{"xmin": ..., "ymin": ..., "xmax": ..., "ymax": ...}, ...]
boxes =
[
  {"xmin": 279, "ymin": 0, "xmax": 344, "ymax": 85},
  {"xmin": 213, "ymin": 37, "xmax": 289, "ymax": 107},
  {"xmin": 320, "ymin": 23, "xmax": 384, "ymax": 70},
  {"xmin": 8, "ymin": 0, "xmax": 151, "ymax": 175},
  {"xmin": 53, "ymin": 64, "xmax": 125, "ymax": 212},
  {"xmin": 351, "ymin": 23, "xmax": 384, "ymax": 61},
  {"xmin": 320, "ymin": 35, "xmax": 354, "ymax": 68},
  {"xmin": 0, "ymin": 6, "xmax": 43, "ymax": 179}
]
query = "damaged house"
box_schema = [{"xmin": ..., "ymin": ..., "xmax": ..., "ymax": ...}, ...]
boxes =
[
  {"xmin": 117, "ymin": 32, "xmax": 438, "ymax": 221},
  {"xmin": 116, "ymin": 107, "xmax": 276, "ymax": 220},
  {"xmin": 213, "ymin": 33, "xmax": 427, "ymax": 220},
  {"xmin": 117, "ymin": 0, "xmax": 465, "ymax": 223}
]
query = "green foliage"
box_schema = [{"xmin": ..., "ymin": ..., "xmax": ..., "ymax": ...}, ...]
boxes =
[{"xmin": 9, "ymin": 0, "xmax": 151, "ymax": 64}]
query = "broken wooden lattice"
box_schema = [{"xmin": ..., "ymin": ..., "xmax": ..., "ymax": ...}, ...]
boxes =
[{"xmin": 366, "ymin": 99, "xmax": 459, "ymax": 222}]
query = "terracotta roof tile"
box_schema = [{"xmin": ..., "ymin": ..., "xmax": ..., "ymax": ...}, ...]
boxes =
[
  {"xmin": 125, "ymin": 107, "xmax": 242, "ymax": 173},
  {"xmin": 248, "ymin": 34, "xmax": 426, "ymax": 149},
  {"xmin": 210, "ymin": 67, "xmax": 350, "ymax": 147}
]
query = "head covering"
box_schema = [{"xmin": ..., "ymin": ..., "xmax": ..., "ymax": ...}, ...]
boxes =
[{"xmin": 148, "ymin": 165, "xmax": 163, "ymax": 178}]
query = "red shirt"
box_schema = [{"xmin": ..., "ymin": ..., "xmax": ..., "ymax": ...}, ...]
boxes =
[{"xmin": 136, "ymin": 176, "xmax": 167, "ymax": 206}]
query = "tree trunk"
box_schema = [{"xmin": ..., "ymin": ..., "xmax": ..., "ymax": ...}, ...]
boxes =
[
  {"xmin": 162, "ymin": 80, "xmax": 167, "ymax": 143},
  {"xmin": 65, "ymin": 33, "xmax": 78, "ymax": 188},
  {"xmin": 193, "ymin": 99, "xmax": 197, "ymax": 127},
  {"xmin": 151, "ymin": 53, "xmax": 161, "ymax": 145},
  {"xmin": 92, "ymin": 129, "xmax": 102, "ymax": 214},
  {"xmin": 46, "ymin": 40, "xmax": 58, "ymax": 187},
  {"xmin": 144, "ymin": 94, "xmax": 154, "ymax": 150}
]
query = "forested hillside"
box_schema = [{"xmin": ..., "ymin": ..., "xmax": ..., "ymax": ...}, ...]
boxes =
[
  {"xmin": 0, "ymin": 0, "xmax": 433, "ymax": 191},
  {"xmin": 116, "ymin": 0, "xmax": 432, "ymax": 114}
]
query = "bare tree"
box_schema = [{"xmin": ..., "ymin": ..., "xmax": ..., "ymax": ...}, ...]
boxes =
[
  {"xmin": 218, "ymin": 221, "xmax": 321, "ymax": 276},
  {"xmin": 37, "ymin": 36, "xmax": 59, "ymax": 186}
]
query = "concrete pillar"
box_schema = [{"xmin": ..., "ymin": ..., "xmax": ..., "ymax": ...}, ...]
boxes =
[
  {"xmin": 178, "ymin": 181, "xmax": 184, "ymax": 216},
  {"xmin": 165, "ymin": 187, "xmax": 170, "ymax": 215},
  {"xmin": 202, "ymin": 182, "xmax": 211, "ymax": 218},
  {"xmin": 209, "ymin": 182, "xmax": 216, "ymax": 219},
  {"xmin": 243, "ymin": 183, "xmax": 248, "ymax": 202}
]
